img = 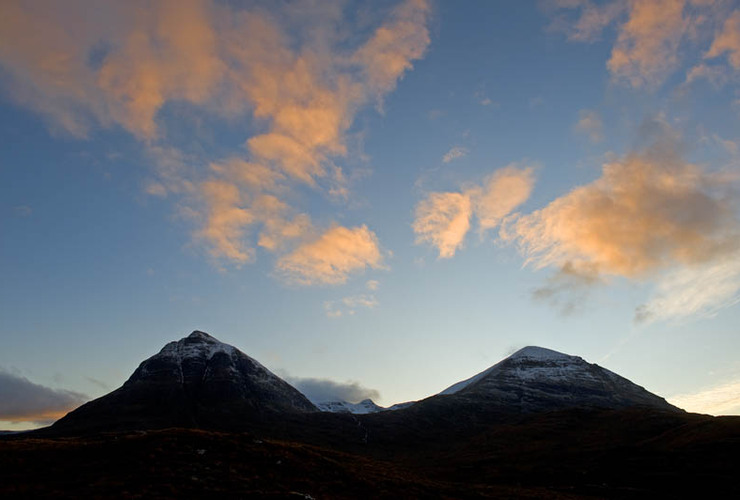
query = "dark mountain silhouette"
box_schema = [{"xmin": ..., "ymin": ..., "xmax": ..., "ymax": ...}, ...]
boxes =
[
  {"xmin": 51, "ymin": 331, "xmax": 316, "ymax": 433},
  {"xmin": 436, "ymin": 345, "xmax": 679, "ymax": 412}
]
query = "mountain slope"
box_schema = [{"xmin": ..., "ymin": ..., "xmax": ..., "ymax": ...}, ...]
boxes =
[
  {"xmin": 51, "ymin": 331, "xmax": 316, "ymax": 432},
  {"xmin": 438, "ymin": 346, "xmax": 679, "ymax": 412}
]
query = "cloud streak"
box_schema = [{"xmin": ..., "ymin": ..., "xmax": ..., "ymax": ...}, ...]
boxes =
[
  {"xmin": 0, "ymin": 370, "xmax": 88, "ymax": 424},
  {"xmin": 636, "ymin": 250, "xmax": 740, "ymax": 323}
]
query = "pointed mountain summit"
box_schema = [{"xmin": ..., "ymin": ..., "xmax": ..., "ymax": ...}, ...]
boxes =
[
  {"xmin": 52, "ymin": 331, "xmax": 316, "ymax": 433},
  {"xmin": 437, "ymin": 345, "xmax": 679, "ymax": 412}
]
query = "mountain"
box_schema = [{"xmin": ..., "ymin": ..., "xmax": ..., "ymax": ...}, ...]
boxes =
[
  {"xmin": 316, "ymin": 399, "xmax": 385, "ymax": 414},
  {"xmin": 48, "ymin": 338, "xmax": 679, "ymax": 436},
  {"xmin": 316, "ymin": 398, "xmax": 416, "ymax": 414},
  {"xmin": 51, "ymin": 331, "xmax": 316, "ymax": 432},
  {"xmin": 12, "ymin": 338, "xmax": 740, "ymax": 498},
  {"xmin": 436, "ymin": 345, "xmax": 679, "ymax": 412}
]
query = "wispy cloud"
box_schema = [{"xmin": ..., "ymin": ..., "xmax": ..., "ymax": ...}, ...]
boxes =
[
  {"xmin": 575, "ymin": 109, "xmax": 604, "ymax": 142},
  {"xmin": 414, "ymin": 164, "xmax": 535, "ymax": 258},
  {"xmin": 414, "ymin": 192, "xmax": 473, "ymax": 258},
  {"xmin": 276, "ymin": 225, "xmax": 384, "ymax": 286},
  {"xmin": 472, "ymin": 166, "xmax": 536, "ymax": 234},
  {"xmin": 532, "ymin": 262, "xmax": 602, "ymax": 315},
  {"xmin": 0, "ymin": 369, "xmax": 88, "ymax": 424},
  {"xmin": 529, "ymin": 96, "xmax": 544, "ymax": 109},
  {"xmin": 324, "ymin": 294, "xmax": 379, "ymax": 318},
  {"xmin": 607, "ymin": 0, "xmax": 689, "ymax": 87},
  {"xmin": 12, "ymin": 205, "xmax": 32, "ymax": 217},
  {"xmin": 474, "ymin": 90, "xmax": 497, "ymax": 107},
  {"xmin": 549, "ymin": 0, "xmax": 739, "ymax": 88},
  {"xmin": 669, "ymin": 378, "xmax": 740, "ymax": 415},
  {"xmin": 546, "ymin": 0, "xmax": 626, "ymax": 43},
  {"xmin": 0, "ymin": 0, "xmax": 431, "ymax": 282},
  {"xmin": 501, "ymin": 128, "xmax": 740, "ymax": 321},
  {"xmin": 636, "ymin": 250, "xmax": 740, "ymax": 324},
  {"xmin": 706, "ymin": 10, "xmax": 740, "ymax": 71},
  {"xmin": 365, "ymin": 279, "xmax": 380, "ymax": 291},
  {"xmin": 442, "ymin": 146, "xmax": 469, "ymax": 163}
]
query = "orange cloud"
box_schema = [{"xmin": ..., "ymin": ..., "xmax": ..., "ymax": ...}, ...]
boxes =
[
  {"xmin": 0, "ymin": 0, "xmax": 109, "ymax": 137},
  {"xmin": 187, "ymin": 0, "xmax": 430, "ymax": 269},
  {"xmin": 210, "ymin": 158, "xmax": 284, "ymax": 193},
  {"xmin": 196, "ymin": 180, "xmax": 254, "ymax": 264},
  {"xmin": 551, "ymin": 0, "xmax": 737, "ymax": 88},
  {"xmin": 0, "ymin": 0, "xmax": 223, "ymax": 139},
  {"xmin": 501, "ymin": 144, "xmax": 739, "ymax": 280},
  {"xmin": 277, "ymin": 225, "xmax": 384, "ymax": 286},
  {"xmin": 547, "ymin": 0, "xmax": 626, "ymax": 43},
  {"xmin": 0, "ymin": 1, "xmax": 431, "ymax": 278},
  {"xmin": 414, "ymin": 165, "xmax": 535, "ymax": 258},
  {"xmin": 96, "ymin": 0, "xmax": 224, "ymax": 139},
  {"xmin": 353, "ymin": 0, "xmax": 431, "ymax": 104},
  {"xmin": 706, "ymin": 10, "xmax": 740, "ymax": 70},
  {"xmin": 472, "ymin": 166, "xmax": 536, "ymax": 233},
  {"xmin": 414, "ymin": 192, "xmax": 473, "ymax": 259},
  {"xmin": 607, "ymin": 0, "xmax": 688, "ymax": 87}
]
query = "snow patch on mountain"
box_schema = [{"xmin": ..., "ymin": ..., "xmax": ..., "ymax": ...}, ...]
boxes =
[
  {"xmin": 316, "ymin": 399, "xmax": 384, "ymax": 414},
  {"xmin": 441, "ymin": 346, "xmax": 623, "ymax": 395},
  {"xmin": 315, "ymin": 398, "xmax": 417, "ymax": 414}
]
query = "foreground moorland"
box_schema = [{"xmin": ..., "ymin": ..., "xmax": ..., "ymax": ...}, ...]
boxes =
[{"xmin": 2, "ymin": 407, "xmax": 740, "ymax": 499}]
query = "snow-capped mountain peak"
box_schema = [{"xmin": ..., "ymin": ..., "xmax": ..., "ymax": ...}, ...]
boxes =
[
  {"xmin": 508, "ymin": 345, "xmax": 577, "ymax": 361},
  {"xmin": 438, "ymin": 345, "xmax": 679, "ymax": 412},
  {"xmin": 316, "ymin": 399, "xmax": 384, "ymax": 414},
  {"xmin": 52, "ymin": 331, "xmax": 317, "ymax": 432}
]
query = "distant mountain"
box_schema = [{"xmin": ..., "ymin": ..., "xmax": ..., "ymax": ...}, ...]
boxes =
[
  {"xmin": 436, "ymin": 346, "xmax": 679, "ymax": 412},
  {"xmin": 48, "ymin": 336, "xmax": 680, "ymax": 435},
  {"xmin": 51, "ymin": 331, "xmax": 316, "ymax": 432},
  {"xmin": 315, "ymin": 398, "xmax": 417, "ymax": 414},
  {"xmin": 316, "ymin": 399, "xmax": 385, "ymax": 414}
]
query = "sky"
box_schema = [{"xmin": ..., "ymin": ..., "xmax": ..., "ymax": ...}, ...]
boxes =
[{"xmin": 1, "ymin": 0, "xmax": 740, "ymax": 429}]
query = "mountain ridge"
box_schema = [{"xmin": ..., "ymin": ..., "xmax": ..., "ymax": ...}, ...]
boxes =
[
  {"xmin": 436, "ymin": 344, "xmax": 678, "ymax": 413},
  {"xmin": 47, "ymin": 331, "xmax": 680, "ymax": 432}
]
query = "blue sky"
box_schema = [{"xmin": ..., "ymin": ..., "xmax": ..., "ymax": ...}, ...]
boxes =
[{"xmin": 2, "ymin": 0, "xmax": 740, "ymax": 428}]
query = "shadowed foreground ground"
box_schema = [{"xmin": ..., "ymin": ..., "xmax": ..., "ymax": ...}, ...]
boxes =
[{"xmin": 2, "ymin": 408, "xmax": 740, "ymax": 498}]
